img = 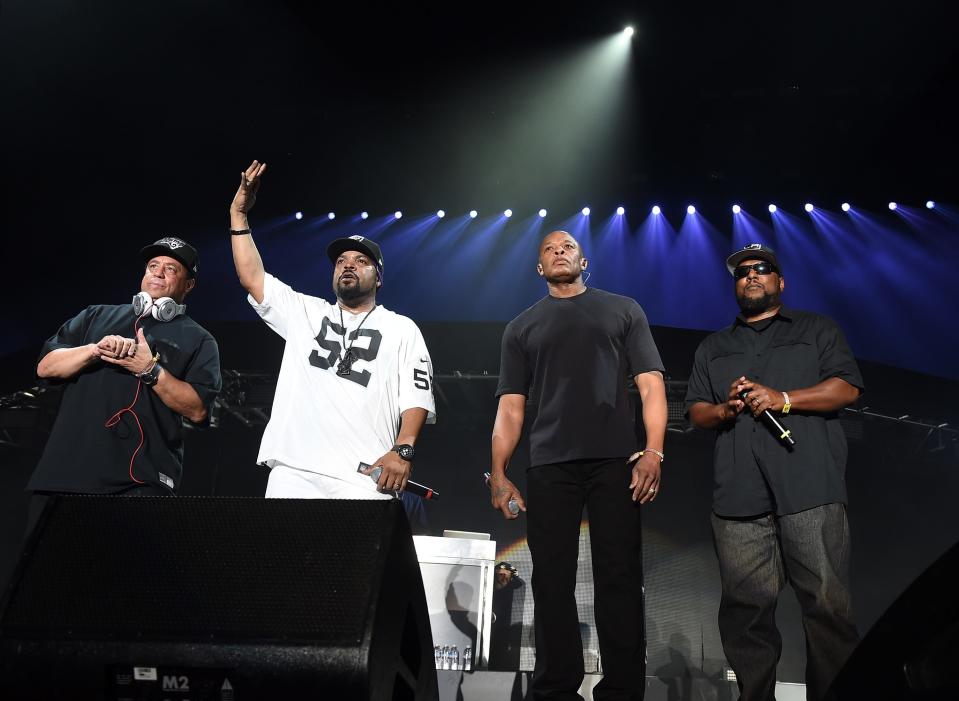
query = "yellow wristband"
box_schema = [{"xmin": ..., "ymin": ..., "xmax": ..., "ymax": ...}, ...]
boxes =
[{"xmin": 781, "ymin": 391, "xmax": 791, "ymax": 415}]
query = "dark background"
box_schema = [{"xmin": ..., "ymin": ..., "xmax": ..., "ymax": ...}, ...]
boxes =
[
  {"xmin": 2, "ymin": 0, "xmax": 958, "ymax": 689},
  {"xmin": 3, "ymin": 0, "xmax": 958, "ymax": 378}
]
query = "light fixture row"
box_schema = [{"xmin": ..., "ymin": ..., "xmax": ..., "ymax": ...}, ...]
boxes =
[{"xmin": 292, "ymin": 201, "xmax": 938, "ymax": 221}]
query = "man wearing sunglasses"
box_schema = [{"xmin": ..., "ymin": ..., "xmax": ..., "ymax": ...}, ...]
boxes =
[{"xmin": 684, "ymin": 243, "xmax": 864, "ymax": 701}]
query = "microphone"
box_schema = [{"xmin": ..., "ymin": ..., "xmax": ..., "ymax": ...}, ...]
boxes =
[
  {"xmin": 484, "ymin": 472, "xmax": 520, "ymax": 515},
  {"xmin": 739, "ymin": 389, "xmax": 796, "ymax": 447},
  {"xmin": 366, "ymin": 465, "xmax": 440, "ymax": 500}
]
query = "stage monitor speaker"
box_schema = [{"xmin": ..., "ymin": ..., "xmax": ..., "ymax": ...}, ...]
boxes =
[
  {"xmin": 824, "ymin": 540, "xmax": 959, "ymax": 701},
  {"xmin": 0, "ymin": 495, "xmax": 437, "ymax": 701}
]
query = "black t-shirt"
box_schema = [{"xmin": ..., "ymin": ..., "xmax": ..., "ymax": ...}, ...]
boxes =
[
  {"xmin": 684, "ymin": 306, "xmax": 864, "ymax": 517},
  {"xmin": 28, "ymin": 304, "xmax": 221, "ymax": 494},
  {"xmin": 496, "ymin": 288, "xmax": 665, "ymax": 467}
]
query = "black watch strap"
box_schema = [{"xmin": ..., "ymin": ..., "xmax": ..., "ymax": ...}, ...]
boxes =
[
  {"xmin": 139, "ymin": 363, "xmax": 162, "ymax": 386},
  {"xmin": 391, "ymin": 444, "xmax": 415, "ymax": 461}
]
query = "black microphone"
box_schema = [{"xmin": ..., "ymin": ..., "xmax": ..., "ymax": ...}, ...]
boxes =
[
  {"xmin": 739, "ymin": 390, "xmax": 796, "ymax": 447},
  {"xmin": 365, "ymin": 464, "xmax": 440, "ymax": 500}
]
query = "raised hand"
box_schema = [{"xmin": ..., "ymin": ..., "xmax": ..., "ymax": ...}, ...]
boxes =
[{"xmin": 230, "ymin": 160, "xmax": 267, "ymax": 214}]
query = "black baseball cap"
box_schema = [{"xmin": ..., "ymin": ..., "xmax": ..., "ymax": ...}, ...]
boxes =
[
  {"xmin": 725, "ymin": 243, "xmax": 781, "ymax": 277},
  {"xmin": 140, "ymin": 236, "xmax": 199, "ymax": 279},
  {"xmin": 326, "ymin": 235, "xmax": 385, "ymax": 278}
]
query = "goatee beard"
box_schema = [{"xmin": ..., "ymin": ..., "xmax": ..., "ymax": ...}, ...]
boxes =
[
  {"xmin": 336, "ymin": 282, "xmax": 370, "ymax": 304},
  {"xmin": 738, "ymin": 291, "xmax": 780, "ymax": 314}
]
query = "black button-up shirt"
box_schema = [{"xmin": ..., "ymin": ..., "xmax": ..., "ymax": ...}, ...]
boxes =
[{"xmin": 684, "ymin": 306, "xmax": 864, "ymax": 517}]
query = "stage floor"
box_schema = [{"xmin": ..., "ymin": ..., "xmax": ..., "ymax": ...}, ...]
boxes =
[{"xmin": 438, "ymin": 671, "xmax": 805, "ymax": 701}]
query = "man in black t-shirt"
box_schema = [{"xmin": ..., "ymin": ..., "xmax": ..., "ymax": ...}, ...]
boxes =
[
  {"xmin": 685, "ymin": 244, "xmax": 863, "ymax": 701},
  {"xmin": 490, "ymin": 230, "xmax": 667, "ymax": 701},
  {"xmin": 26, "ymin": 237, "xmax": 221, "ymax": 527}
]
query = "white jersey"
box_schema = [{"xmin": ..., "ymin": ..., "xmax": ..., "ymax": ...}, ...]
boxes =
[{"xmin": 250, "ymin": 273, "xmax": 436, "ymax": 493}]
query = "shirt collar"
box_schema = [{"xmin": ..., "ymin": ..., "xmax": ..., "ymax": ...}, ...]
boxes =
[{"xmin": 731, "ymin": 304, "xmax": 794, "ymax": 330}]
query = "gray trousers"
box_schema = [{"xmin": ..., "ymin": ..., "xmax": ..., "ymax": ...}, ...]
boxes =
[{"xmin": 711, "ymin": 503, "xmax": 859, "ymax": 701}]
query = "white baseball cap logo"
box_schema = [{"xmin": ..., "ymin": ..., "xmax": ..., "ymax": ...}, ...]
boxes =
[{"xmin": 157, "ymin": 237, "xmax": 185, "ymax": 249}]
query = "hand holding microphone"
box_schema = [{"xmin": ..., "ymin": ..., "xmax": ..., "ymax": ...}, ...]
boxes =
[
  {"xmin": 484, "ymin": 472, "xmax": 525, "ymax": 519},
  {"xmin": 359, "ymin": 462, "xmax": 440, "ymax": 500},
  {"xmin": 735, "ymin": 378, "xmax": 796, "ymax": 447}
]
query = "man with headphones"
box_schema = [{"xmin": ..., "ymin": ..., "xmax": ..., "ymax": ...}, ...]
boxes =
[
  {"xmin": 228, "ymin": 160, "xmax": 435, "ymax": 499},
  {"xmin": 489, "ymin": 230, "xmax": 667, "ymax": 701},
  {"xmin": 25, "ymin": 237, "xmax": 221, "ymax": 525}
]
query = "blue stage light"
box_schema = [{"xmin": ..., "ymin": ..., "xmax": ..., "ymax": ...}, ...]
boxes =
[
  {"xmin": 469, "ymin": 210, "xmax": 478, "ymax": 219},
  {"xmin": 539, "ymin": 209, "xmax": 547, "ymax": 218},
  {"xmin": 437, "ymin": 210, "xmax": 445, "ymax": 218},
  {"xmin": 651, "ymin": 205, "xmax": 661, "ymax": 216},
  {"xmin": 732, "ymin": 204, "xmax": 741, "ymax": 214},
  {"xmin": 687, "ymin": 205, "xmax": 696, "ymax": 215},
  {"xmin": 926, "ymin": 200, "xmax": 936, "ymax": 210},
  {"xmin": 582, "ymin": 207, "xmax": 591, "ymax": 216},
  {"xmin": 888, "ymin": 202, "xmax": 897, "ymax": 211},
  {"xmin": 361, "ymin": 211, "xmax": 369, "ymax": 219},
  {"xmin": 804, "ymin": 203, "xmax": 814, "ymax": 213},
  {"xmin": 768, "ymin": 204, "xmax": 777, "ymax": 214},
  {"xmin": 394, "ymin": 211, "xmax": 403, "ymax": 219},
  {"xmin": 841, "ymin": 203, "xmax": 851, "ymax": 212},
  {"xmin": 327, "ymin": 212, "xmax": 335, "ymax": 220},
  {"xmin": 616, "ymin": 206, "xmax": 625, "ymax": 216},
  {"xmin": 294, "ymin": 211, "xmax": 303, "ymax": 220},
  {"xmin": 504, "ymin": 209, "xmax": 513, "ymax": 218}
]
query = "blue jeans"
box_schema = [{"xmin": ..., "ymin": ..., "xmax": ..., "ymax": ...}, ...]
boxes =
[{"xmin": 711, "ymin": 504, "xmax": 859, "ymax": 701}]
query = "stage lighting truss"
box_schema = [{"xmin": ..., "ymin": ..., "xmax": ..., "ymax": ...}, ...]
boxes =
[{"xmin": 305, "ymin": 202, "xmax": 940, "ymax": 223}]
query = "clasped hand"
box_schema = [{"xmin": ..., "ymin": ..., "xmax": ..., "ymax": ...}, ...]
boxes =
[{"xmin": 97, "ymin": 328, "xmax": 155, "ymax": 375}]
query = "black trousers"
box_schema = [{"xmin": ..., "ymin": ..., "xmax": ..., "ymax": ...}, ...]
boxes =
[{"xmin": 527, "ymin": 458, "xmax": 646, "ymax": 701}]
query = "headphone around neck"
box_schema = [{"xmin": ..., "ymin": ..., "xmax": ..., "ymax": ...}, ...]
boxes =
[{"xmin": 132, "ymin": 291, "xmax": 185, "ymax": 322}]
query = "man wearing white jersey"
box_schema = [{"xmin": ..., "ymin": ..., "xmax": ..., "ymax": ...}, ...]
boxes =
[{"xmin": 228, "ymin": 160, "xmax": 436, "ymax": 498}]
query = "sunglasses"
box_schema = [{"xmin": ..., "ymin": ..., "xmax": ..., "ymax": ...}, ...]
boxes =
[{"xmin": 733, "ymin": 262, "xmax": 779, "ymax": 279}]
